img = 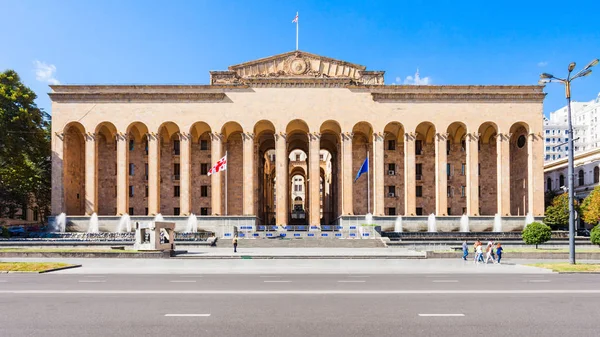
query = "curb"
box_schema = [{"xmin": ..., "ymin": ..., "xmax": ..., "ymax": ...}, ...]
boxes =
[
  {"xmin": 0, "ymin": 264, "xmax": 82, "ymax": 274},
  {"xmin": 558, "ymin": 271, "xmax": 600, "ymax": 274},
  {"xmin": 0, "ymin": 252, "xmax": 170, "ymax": 259},
  {"xmin": 174, "ymin": 255, "xmax": 426, "ymax": 260}
]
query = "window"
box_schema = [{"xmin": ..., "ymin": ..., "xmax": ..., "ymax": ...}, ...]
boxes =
[
  {"xmin": 446, "ymin": 140, "xmax": 450, "ymax": 155},
  {"xmin": 33, "ymin": 210, "xmax": 39, "ymax": 222},
  {"xmin": 145, "ymin": 207, "xmax": 148, "ymax": 215},
  {"xmin": 447, "ymin": 163, "xmax": 451, "ymax": 177},
  {"xmin": 174, "ymin": 208, "xmax": 180, "ymax": 216},
  {"xmin": 200, "ymin": 163, "xmax": 208, "ymax": 175},
  {"xmin": 517, "ymin": 135, "xmax": 526, "ymax": 148},
  {"xmin": 461, "ymin": 140, "xmax": 466, "ymax": 152},
  {"xmin": 416, "ymin": 185, "xmax": 423, "ymax": 197},
  {"xmin": 546, "ymin": 130, "xmax": 550, "ymax": 134},
  {"xmin": 200, "ymin": 139, "xmax": 209, "ymax": 150},
  {"xmin": 173, "ymin": 140, "xmax": 180, "ymax": 155},
  {"xmin": 144, "ymin": 139, "xmax": 149, "ymax": 155},
  {"xmin": 447, "ymin": 187, "xmax": 452, "ymax": 198},
  {"xmin": 129, "ymin": 185, "xmax": 134, "ymax": 197},
  {"xmin": 547, "ymin": 177, "xmax": 552, "ymax": 191},
  {"xmin": 559, "ymin": 174, "xmax": 565, "ymax": 187},
  {"xmin": 416, "ymin": 207, "xmax": 423, "ymax": 216},
  {"xmin": 461, "ymin": 163, "xmax": 466, "ymax": 176},
  {"xmin": 447, "ymin": 207, "xmax": 452, "ymax": 216},
  {"xmin": 129, "ymin": 139, "xmax": 135, "ymax": 151},
  {"xmin": 578, "ymin": 170, "xmax": 585, "ymax": 186},
  {"xmin": 201, "ymin": 185, "xmax": 208, "ymax": 197},
  {"xmin": 296, "ymin": 154, "xmax": 301, "ymax": 161},
  {"xmin": 320, "ymin": 154, "xmax": 324, "ymax": 161},
  {"xmin": 129, "ymin": 163, "xmax": 135, "ymax": 176},
  {"xmin": 460, "ymin": 185, "xmax": 466, "ymax": 197},
  {"xmin": 174, "ymin": 186, "xmax": 180, "ymax": 197},
  {"xmin": 387, "ymin": 207, "xmax": 396, "ymax": 216},
  {"xmin": 594, "ymin": 167, "xmax": 599, "ymax": 184},
  {"xmin": 478, "ymin": 163, "xmax": 481, "ymax": 176},
  {"xmin": 200, "ymin": 207, "xmax": 209, "ymax": 215},
  {"xmin": 415, "ymin": 140, "xmax": 423, "ymax": 155},
  {"xmin": 462, "ymin": 207, "xmax": 467, "ymax": 215},
  {"xmin": 416, "ymin": 163, "xmax": 423, "ymax": 178},
  {"xmin": 388, "ymin": 140, "xmax": 396, "ymax": 151},
  {"xmin": 387, "ymin": 185, "xmax": 395, "ymax": 196},
  {"xmin": 546, "ymin": 146, "xmax": 550, "ymax": 151},
  {"xmin": 174, "ymin": 163, "xmax": 180, "ymax": 179},
  {"xmin": 388, "ymin": 163, "xmax": 396, "ymax": 172},
  {"xmin": 145, "ymin": 185, "xmax": 148, "ymax": 197},
  {"xmin": 129, "ymin": 207, "xmax": 134, "ymax": 216},
  {"xmin": 478, "ymin": 186, "xmax": 481, "ymax": 197},
  {"xmin": 144, "ymin": 163, "xmax": 148, "ymax": 180}
]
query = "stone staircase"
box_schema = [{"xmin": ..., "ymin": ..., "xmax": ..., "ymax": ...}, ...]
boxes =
[{"xmin": 218, "ymin": 237, "xmax": 387, "ymax": 248}]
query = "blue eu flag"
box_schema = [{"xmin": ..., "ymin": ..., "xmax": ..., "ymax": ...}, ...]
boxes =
[{"xmin": 354, "ymin": 157, "xmax": 369, "ymax": 182}]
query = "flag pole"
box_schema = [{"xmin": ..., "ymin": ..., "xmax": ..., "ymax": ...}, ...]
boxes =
[
  {"xmin": 367, "ymin": 151, "xmax": 370, "ymax": 214},
  {"xmin": 296, "ymin": 11, "xmax": 299, "ymax": 50},
  {"xmin": 225, "ymin": 151, "xmax": 228, "ymax": 216}
]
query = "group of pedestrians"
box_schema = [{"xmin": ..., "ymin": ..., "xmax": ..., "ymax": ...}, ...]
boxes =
[{"xmin": 462, "ymin": 240, "xmax": 503, "ymax": 264}]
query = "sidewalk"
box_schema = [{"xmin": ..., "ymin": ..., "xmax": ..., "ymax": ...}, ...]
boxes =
[{"xmin": 176, "ymin": 247, "xmax": 425, "ymax": 259}]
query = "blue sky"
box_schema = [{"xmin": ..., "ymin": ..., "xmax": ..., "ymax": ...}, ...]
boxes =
[{"xmin": 1, "ymin": 0, "xmax": 598, "ymax": 116}]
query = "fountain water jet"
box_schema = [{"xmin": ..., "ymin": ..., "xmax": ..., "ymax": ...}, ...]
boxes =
[
  {"xmin": 459, "ymin": 214, "xmax": 470, "ymax": 232},
  {"xmin": 117, "ymin": 214, "xmax": 131, "ymax": 233},
  {"xmin": 394, "ymin": 216, "xmax": 403, "ymax": 233},
  {"xmin": 524, "ymin": 213, "xmax": 534, "ymax": 229},
  {"xmin": 87, "ymin": 213, "xmax": 99, "ymax": 233},
  {"xmin": 493, "ymin": 213, "xmax": 503, "ymax": 232},
  {"xmin": 154, "ymin": 213, "xmax": 164, "ymax": 222},
  {"xmin": 427, "ymin": 213, "xmax": 436, "ymax": 232},
  {"xmin": 185, "ymin": 214, "xmax": 198, "ymax": 232},
  {"xmin": 54, "ymin": 212, "xmax": 66, "ymax": 232}
]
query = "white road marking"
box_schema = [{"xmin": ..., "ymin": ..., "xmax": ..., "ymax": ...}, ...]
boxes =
[
  {"xmin": 170, "ymin": 280, "xmax": 197, "ymax": 283},
  {"xmin": 84, "ymin": 276, "xmax": 106, "ymax": 278},
  {"xmin": 78, "ymin": 280, "xmax": 106, "ymax": 283},
  {"xmin": 4, "ymin": 290, "xmax": 600, "ymax": 295},
  {"xmin": 348, "ymin": 276, "xmax": 370, "ymax": 278},
  {"xmin": 528, "ymin": 280, "xmax": 551, "ymax": 283},
  {"xmin": 180, "ymin": 276, "xmax": 203, "ymax": 278},
  {"xmin": 419, "ymin": 314, "xmax": 465, "ymax": 317},
  {"xmin": 259, "ymin": 276, "xmax": 280, "ymax": 278},
  {"xmin": 164, "ymin": 314, "xmax": 211, "ymax": 317},
  {"xmin": 0, "ymin": 280, "xmax": 7, "ymax": 283},
  {"xmin": 432, "ymin": 280, "xmax": 459, "ymax": 283},
  {"xmin": 264, "ymin": 280, "xmax": 291, "ymax": 283},
  {"xmin": 338, "ymin": 280, "xmax": 366, "ymax": 283}
]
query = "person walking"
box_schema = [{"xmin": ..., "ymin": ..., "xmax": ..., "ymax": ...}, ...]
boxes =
[
  {"xmin": 496, "ymin": 243, "xmax": 504, "ymax": 264},
  {"xmin": 475, "ymin": 242, "xmax": 483, "ymax": 264},
  {"xmin": 233, "ymin": 234, "xmax": 238, "ymax": 253},
  {"xmin": 462, "ymin": 240, "xmax": 469, "ymax": 261},
  {"xmin": 485, "ymin": 242, "xmax": 495, "ymax": 264}
]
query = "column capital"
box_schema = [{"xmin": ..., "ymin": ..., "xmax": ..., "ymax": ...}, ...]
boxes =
[
  {"xmin": 54, "ymin": 132, "xmax": 65, "ymax": 140},
  {"xmin": 115, "ymin": 132, "xmax": 129, "ymax": 142},
  {"xmin": 242, "ymin": 132, "xmax": 255, "ymax": 141},
  {"xmin": 341, "ymin": 132, "xmax": 354, "ymax": 141},
  {"xmin": 373, "ymin": 132, "xmax": 385, "ymax": 141},
  {"xmin": 467, "ymin": 132, "xmax": 481, "ymax": 141},
  {"xmin": 309, "ymin": 132, "xmax": 321, "ymax": 141},
  {"xmin": 275, "ymin": 132, "xmax": 287, "ymax": 141},
  {"xmin": 496, "ymin": 133, "xmax": 512, "ymax": 142},
  {"xmin": 435, "ymin": 132, "xmax": 450, "ymax": 141},
  {"xmin": 528, "ymin": 132, "xmax": 543, "ymax": 141},
  {"xmin": 84, "ymin": 132, "xmax": 96, "ymax": 141},
  {"xmin": 178, "ymin": 132, "xmax": 192, "ymax": 141},
  {"xmin": 210, "ymin": 132, "xmax": 224, "ymax": 141},
  {"xmin": 405, "ymin": 132, "xmax": 417, "ymax": 141},
  {"xmin": 146, "ymin": 132, "xmax": 160, "ymax": 141}
]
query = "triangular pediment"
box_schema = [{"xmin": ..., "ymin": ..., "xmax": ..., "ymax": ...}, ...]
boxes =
[{"xmin": 210, "ymin": 50, "xmax": 384, "ymax": 86}]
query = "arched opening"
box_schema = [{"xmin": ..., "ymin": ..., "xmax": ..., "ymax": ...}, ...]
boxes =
[
  {"xmin": 509, "ymin": 122, "xmax": 529, "ymax": 215},
  {"xmin": 478, "ymin": 122, "xmax": 498, "ymax": 215},
  {"xmin": 578, "ymin": 169, "xmax": 585, "ymax": 186},
  {"xmin": 190, "ymin": 122, "xmax": 212, "ymax": 216},
  {"xmin": 95, "ymin": 122, "xmax": 117, "ymax": 215},
  {"xmin": 594, "ymin": 166, "xmax": 599, "ymax": 184},
  {"xmin": 320, "ymin": 120, "xmax": 341, "ymax": 224},
  {"xmin": 383, "ymin": 122, "xmax": 405, "ymax": 216},
  {"xmin": 63, "ymin": 122, "xmax": 86, "ymax": 215},
  {"xmin": 352, "ymin": 122, "xmax": 373, "ymax": 215},
  {"xmin": 126, "ymin": 122, "xmax": 148, "ymax": 215},
  {"xmin": 221, "ymin": 121, "xmax": 244, "ymax": 215},
  {"xmin": 254, "ymin": 120, "xmax": 276, "ymax": 225},
  {"xmin": 286, "ymin": 119, "xmax": 310, "ymax": 225},
  {"xmin": 547, "ymin": 177, "xmax": 552, "ymax": 192},
  {"xmin": 319, "ymin": 149, "xmax": 334, "ymax": 224},
  {"xmin": 158, "ymin": 122, "xmax": 181, "ymax": 215},
  {"xmin": 415, "ymin": 122, "xmax": 436, "ymax": 216},
  {"xmin": 559, "ymin": 174, "xmax": 565, "ymax": 188},
  {"xmin": 289, "ymin": 150, "xmax": 308, "ymax": 225},
  {"xmin": 447, "ymin": 122, "xmax": 467, "ymax": 215}
]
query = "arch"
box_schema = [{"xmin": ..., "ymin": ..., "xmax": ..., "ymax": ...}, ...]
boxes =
[
  {"xmin": 478, "ymin": 122, "xmax": 498, "ymax": 215},
  {"xmin": 509, "ymin": 121, "xmax": 530, "ymax": 136},
  {"xmin": 63, "ymin": 122, "xmax": 86, "ymax": 215},
  {"xmin": 254, "ymin": 120, "xmax": 276, "ymax": 138},
  {"xmin": 578, "ymin": 169, "xmax": 585, "ymax": 186},
  {"xmin": 478, "ymin": 122, "xmax": 498, "ymax": 144},
  {"xmin": 446, "ymin": 122, "xmax": 467, "ymax": 144},
  {"xmin": 126, "ymin": 122, "xmax": 149, "ymax": 142},
  {"xmin": 95, "ymin": 122, "xmax": 117, "ymax": 140},
  {"xmin": 320, "ymin": 120, "xmax": 342, "ymax": 135},
  {"xmin": 352, "ymin": 121, "xmax": 373, "ymax": 139},
  {"xmin": 446, "ymin": 122, "xmax": 467, "ymax": 216},
  {"xmin": 157, "ymin": 122, "xmax": 182, "ymax": 215},
  {"xmin": 286, "ymin": 119, "xmax": 310, "ymax": 135},
  {"xmin": 559, "ymin": 174, "xmax": 565, "ymax": 188},
  {"xmin": 509, "ymin": 122, "xmax": 530, "ymax": 215},
  {"xmin": 547, "ymin": 177, "xmax": 552, "ymax": 192},
  {"xmin": 190, "ymin": 122, "xmax": 211, "ymax": 143},
  {"xmin": 384, "ymin": 122, "xmax": 405, "ymax": 143},
  {"xmin": 158, "ymin": 122, "xmax": 180, "ymax": 141},
  {"xmin": 594, "ymin": 166, "xmax": 599, "ymax": 184},
  {"xmin": 63, "ymin": 121, "xmax": 86, "ymax": 135},
  {"xmin": 125, "ymin": 122, "xmax": 149, "ymax": 216},
  {"xmin": 220, "ymin": 121, "xmax": 243, "ymax": 141},
  {"xmin": 415, "ymin": 122, "xmax": 436, "ymax": 143}
]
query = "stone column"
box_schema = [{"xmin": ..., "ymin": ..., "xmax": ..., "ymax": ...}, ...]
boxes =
[
  {"xmin": 373, "ymin": 132, "xmax": 385, "ymax": 216},
  {"xmin": 242, "ymin": 132, "xmax": 255, "ymax": 215},
  {"xmin": 51, "ymin": 132, "xmax": 65, "ymax": 215},
  {"xmin": 496, "ymin": 133, "xmax": 511, "ymax": 215},
  {"xmin": 275, "ymin": 133, "xmax": 288, "ymax": 225},
  {"xmin": 404, "ymin": 133, "xmax": 417, "ymax": 215},
  {"xmin": 308, "ymin": 133, "xmax": 321, "ymax": 226},
  {"xmin": 210, "ymin": 133, "xmax": 223, "ymax": 215},
  {"xmin": 466, "ymin": 132, "xmax": 480, "ymax": 215},
  {"xmin": 341, "ymin": 132, "xmax": 353, "ymax": 215},
  {"xmin": 179, "ymin": 132, "xmax": 191, "ymax": 215},
  {"xmin": 528, "ymin": 132, "xmax": 544, "ymax": 216},
  {"xmin": 84, "ymin": 133, "xmax": 97, "ymax": 215},
  {"xmin": 435, "ymin": 133, "xmax": 448, "ymax": 216},
  {"xmin": 116, "ymin": 133, "xmax": 128, "ymax": 215},
  {"xmin": 147, "ymin": 133, "xmax": 160, "ymax": 215}
]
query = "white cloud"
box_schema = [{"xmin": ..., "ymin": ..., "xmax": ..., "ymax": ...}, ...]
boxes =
[
  {"xmin": 34, "ymin": 60, "xmax": 60, "ymax": 85},
  {"xmin": 538, "ymin": 61, "xmax": 549, "ymax": 67},
  {"xmin": 396, "ymin": 69, "xmax": 431, "ymax": 85}
]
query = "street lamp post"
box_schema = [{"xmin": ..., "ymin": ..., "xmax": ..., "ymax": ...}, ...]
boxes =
[{"xmin": 540, "ymin": 59, "xmax": 598, "ymax": 265}]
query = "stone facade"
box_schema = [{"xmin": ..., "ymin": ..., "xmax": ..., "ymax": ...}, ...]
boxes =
[{"xmin": 50, "ymin": 50, "xmax": 546, "ymax": 229}]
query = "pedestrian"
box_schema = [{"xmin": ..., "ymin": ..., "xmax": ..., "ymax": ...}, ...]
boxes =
[
  {"xmin": 485, "ymin": 242, "xmax": 495, "ymax": 264},
  {"xmin": 475, "ymin": 242, "xmax": 483, "ymax": 264},
  {"xmin": 233, "ymin": 234, "xmax": 238, "ymax": 253},
  {"xmin": 462, "ymin": 240, "xmax": 469, "ymax": 261},
  {"xmin": 488, "ymin": 240, "xmax": 496, "ymax": 260},
  {"xmin": 473, "ymin": 240, "xmax": 479, "ymax": 263},
  {"xmin": 496, "ymin": 243, "xmax": 504, "ymax": 264}
]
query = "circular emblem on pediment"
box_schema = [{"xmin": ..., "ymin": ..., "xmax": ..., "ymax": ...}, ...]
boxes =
[{"xmin": 288, "ymin": 57, "xmax": 310, "ymax": 75}]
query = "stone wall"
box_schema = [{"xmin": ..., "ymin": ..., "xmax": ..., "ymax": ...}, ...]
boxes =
[
  {"xmin": 64, "ymin": 128, "xmax": 85, "ymax": 215},
  {"xmin": 97, "ymin": 134, "xmax": 116, "ymax": 215},
  {"xmin": 128, "ymin": 138, "xmax": 147, "ymax": 215},
  {"xmin": 160, "ymin": 136, "xmax": 179, "ymax": 215},
  {"xmin": 223, "ymin": 133, "xmax": 243, "ymax": 215},
  {"xmin": 384, "ymin": 138, "xmax": 405, "ymax": 215},
  {"xmin": 352, "ymin": 134, "xmax": 372, "ymax": 214},
  {"xmin": 447, "ymin": 142, "xmax": 466, "ymax": 215},
  {"xmin": 510, "ymin": 127, "xmax": 529, "ymax": 215},
  {"xmin": 191, "ymin": 134, "xmax": 212, "ymax": 215},
  {"xmin": 416, "ymin": 142, "xmax": 436, "ymax": 215},
  {"xmin": 479, "ymin": 141, "xmax": 497, "ymax": 215}
]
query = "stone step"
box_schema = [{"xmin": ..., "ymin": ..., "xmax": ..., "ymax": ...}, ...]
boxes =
[{"xmin": 220, "ymin": 238, "xmax": 386, "ymax": 248}]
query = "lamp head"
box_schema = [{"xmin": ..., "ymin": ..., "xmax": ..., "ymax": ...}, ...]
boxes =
[
  {"xmin": 568, "ymin": 62, "xmax": 576, "ymax": 72},
  {"xmin": 540, "ymin": 73, "xmax": 554, "ymax": 79},
  {"xmin": 584, "ymin": 59, "xmax": 599, "ymax": 70}
]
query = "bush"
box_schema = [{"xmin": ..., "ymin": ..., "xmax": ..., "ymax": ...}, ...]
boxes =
[
  {"xmin": 544, "ymin": 193, "xmax": 580, "ymax": 230},
  {"xmin": 581, "ymin": 186, "xmax": 600, "ymax": 226},
  {"xmin": 522, "ymin": 222, "xmax": 552, "ymax": 249},
  {"xmin": 1, "ymin": 227, "xmax": 10, "ymax": 239},
  {"xmin": 591, "ymin": 225, "xmax": 600, "ymax": 246}
]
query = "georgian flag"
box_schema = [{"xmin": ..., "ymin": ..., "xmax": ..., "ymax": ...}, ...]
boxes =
[
  {"xmin": 207, "ymin": 153, "xmax": 227, "ymax": 176},
  {"xmin": 292, "ymin": 13, "xmax": 298, "ymax": 23}
]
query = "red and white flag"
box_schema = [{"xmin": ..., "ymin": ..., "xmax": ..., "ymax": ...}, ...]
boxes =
[
  {"xmin": 207, "ymin": 153, "xmax": 227, "ymax": 176},
  {"xmin": 292, "ymin": 12, "xmax": 298, "ymax": 23}
]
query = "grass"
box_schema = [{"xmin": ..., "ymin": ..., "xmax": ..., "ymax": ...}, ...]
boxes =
[
  {"xmin": 0, "ymin": 262, "xmax": 74, "ymax": 272},
  {"xmin": 0, "ymin": 248, "xmax": 142, "ymax": 253},
  {"xmin": 528, "ymin": 263, "xmax": 600, "ymax": 273}
]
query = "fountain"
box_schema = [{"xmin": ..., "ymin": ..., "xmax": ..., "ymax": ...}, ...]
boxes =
[
  {"xmin": 54, "ymin": 212, "xmax": 66, "ymax": 232},
  {"xmin": 525, "ymin": 213, "xmax": 534, "ymax": 229},
  {"xmin": 365, "ymin": 213, "xmax": 373, "ymax": 225},
  {"xmin": 117, "ymin": 213, "xmax": 132, "ymax": 233},
  {"xmin": 459, "ymin": 214, "xmax": 470, "ymax": 232},
  {"xmin": 185, "ymin": 213, "xmax": 198, "ymax": 232},
  {"xmin": 394, "ymin": 216, "xmax": 403, "ymax": 233},
  {"xmin": 154, "ymin": 213, "xmax": 164, "ymax": 222},
  {"xmin": 427, "ymin": 213, "xmax": 436, "ymax": 232},
  {"xmin": 87, "ymin": 213, "xmax": 99, "ymax": 233},
  {"xmin": 493, "ymin": 213, "xmax": 503, "ymax": 232}
]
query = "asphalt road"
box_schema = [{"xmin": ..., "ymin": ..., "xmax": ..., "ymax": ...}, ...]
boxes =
[{"xmin": 1, "ymin": 274, "xmax": 600, "ymax": 337}]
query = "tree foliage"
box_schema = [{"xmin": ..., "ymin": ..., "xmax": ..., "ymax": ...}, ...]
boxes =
[
  {"xmin": 581, "ymin": 186, "xmax": 600, "ymax": 226},
  {"xmin": 591, "ymin": 225, "xmax": 600, "ymax": 246},
  {"xmin": 544, "ymin": 193, "xmax": 580, "ymax": 229},
  {"xmin": 0, "ymin": 69, "xmax": 50, "ymax": 219},
  {"xmin": 522, "ymin": 222, "xmax": 552, "ymax": 249}
]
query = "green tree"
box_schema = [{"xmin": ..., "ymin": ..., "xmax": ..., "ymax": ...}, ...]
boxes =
[
  {"xmin": 544, "ymin": 193, "xmax": 580, "ymax": 230},
  {"xmin": 581, "ymin": 186, "xmax": 600, "ymax": 226},
  {"xmin": 522, "ymin": 222, "xmax": 552, "ymax": 249},
  {"xmin": 591, "ymin": 225, "xmax": 600, "ymax": 246},
  {"xmin": 0, "ymin": 70, "xmax": 50, "ymax": 219}
]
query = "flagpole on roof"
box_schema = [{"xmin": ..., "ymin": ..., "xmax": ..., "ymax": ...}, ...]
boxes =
[{"xmin": 296, "ymin": 12, "xmax": 299, "ymax": 50}]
